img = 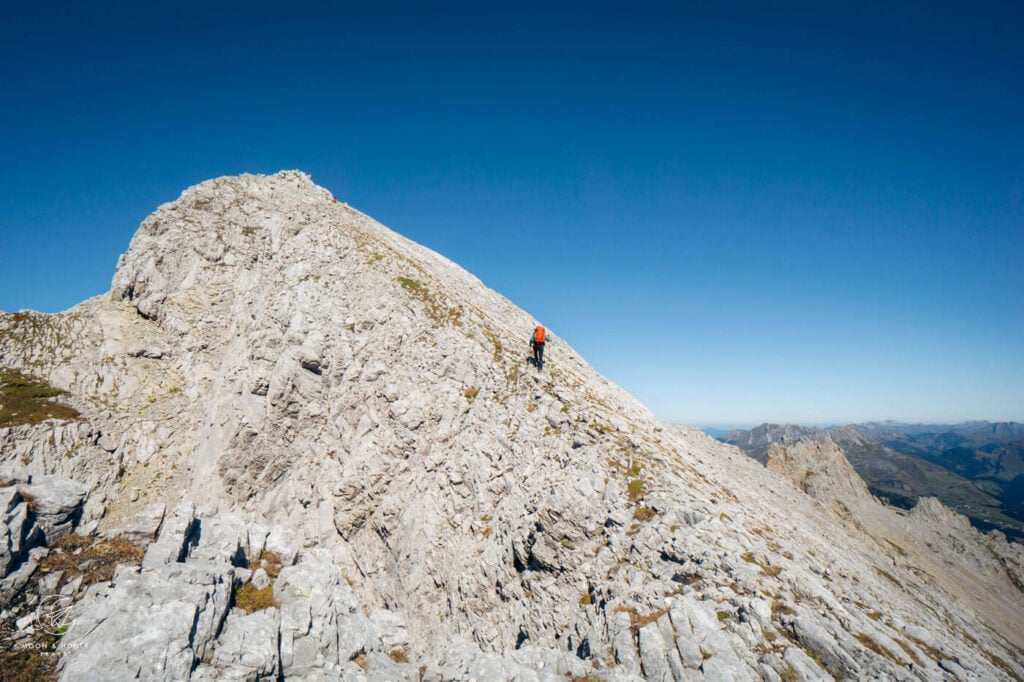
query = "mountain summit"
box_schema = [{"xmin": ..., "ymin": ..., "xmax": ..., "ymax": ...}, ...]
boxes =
[{"xmin": 2, "ymin": 171, "xmax": 1022, "ymax": 680}]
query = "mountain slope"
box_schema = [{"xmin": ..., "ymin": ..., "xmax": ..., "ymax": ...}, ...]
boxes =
[
  {"xmin": 722, "ymin": 423, "xmax": 1021, "ymax": 539},
  {"xmin": 2, "ymin": 171, "xmax": 1023, "ymax": 680}
]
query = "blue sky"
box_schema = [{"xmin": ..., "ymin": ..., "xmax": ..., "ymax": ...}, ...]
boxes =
[{"xmin": 1, "ymin": 1, "xmax": 1021, "ymax": 425}]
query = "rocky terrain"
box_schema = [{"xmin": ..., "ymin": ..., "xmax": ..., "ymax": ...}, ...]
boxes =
[{"xmin": 2, "ymin": 171, "xmax": 1023, "ymax": 680}]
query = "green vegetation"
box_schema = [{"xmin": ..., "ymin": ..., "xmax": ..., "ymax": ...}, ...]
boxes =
[
  {"xmin": 234, "ymin": 582, "xmax": 276, "ymax": 613},
  {"xmin": 0, "ymin": 368, "xmax": 80, "ymax": 428},
  {"xmin": 397, "ymin": 276, "xmax": 422, "ymax": 290},
  {"xmin": 232, "ymin": 549, "xmax": 284, "ymax": 613},
  {"xmin": 626, "ymin": 478, "xmax": 646, "ymax": 503},
  {"xmin": 716, "ymin": 611, "xmax": 731, "ymax": 622},
  {"xmin": 463, "ymin": 386, "xmax": 479, "ymax": 401}
]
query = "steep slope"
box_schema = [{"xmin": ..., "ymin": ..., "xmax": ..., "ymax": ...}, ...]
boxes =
[
  {"xmin": 767, "ymin": 439, "xmax": 1024, "ymax": 677},
  {"xmin": 2, "ymin": 171, "xmax": 1023, "ymax": 680}
]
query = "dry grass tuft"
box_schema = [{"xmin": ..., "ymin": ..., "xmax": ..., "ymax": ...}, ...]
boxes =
[
  {"xmin": 39, "ymin": 535, "xmax": 145, "ymax": 587},
  {"xmin": 614, "ymin": 605, "xmax": 670, "ymax": 632},
  {"xmin": 234, "ymin": 582, "xmax": 276, "ymax": 613},
  {"xmin": 632, "ymin": 506, "xmax": 657, "ymax": 522},
  {"xmin": 250, "ymin": 550, "xmax": 283, "ymax": 578},
  {"xmin": 0, "ymin": 647, "xmax": 58, "ymax": 682}
]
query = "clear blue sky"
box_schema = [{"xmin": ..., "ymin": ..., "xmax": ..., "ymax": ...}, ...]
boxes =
[{"xmin": 2, "ymin": 1, "xmax": 1022, "ymax": 425}]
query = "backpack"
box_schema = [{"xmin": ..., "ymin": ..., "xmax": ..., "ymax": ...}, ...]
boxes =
[{"xmin": 533, "ymin": 326, "xmax": 546, "ymax": 344}]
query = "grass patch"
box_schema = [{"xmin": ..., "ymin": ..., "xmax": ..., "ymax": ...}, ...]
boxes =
[
  {"xmin": 633, "ymin": 506, "xmax": 657, "ymax": 522},
  {"xmin": 894, "ymin": 638, "xmax": 925, "ymax": 667},
  {"xmin": 39, "ymin": 534, "xmax": 145, "ymax": 587},
  {"xmin": 388, "ymin": 648, "xmax": 409, "ymax": 663},
  {"xmin": 855, "ymin": 633, "xmax": 900, "ymax": 663},
  {"xmin": 463, "ymin": 386, "xmax": 479, "ymax": 401},
  {"xmin": 0, "ymin": 368, "xmax": 80, "ymax": 428},
  {"xmin": 397, "ymin": 276, "xmax": 422, "ymax": 290},
  {"xmin": 614, "ymin": 605, "xmax": 670, "ymax": 632},
  {"xmin": 772, "ymin": 599, "xmax": 796, "ymax": 616},
  {"xmin": 626, "ymin": 478, "xmax": 646, "ymax": 503},
  {"xmin": 234, "ymin": 582, "xmax": 276, "ymax": 613},
  {"xmin": 874, "ymin": 567, "xmax": 902, "ymax": 588},
  {"xmin": 717, "ymin": 611, "xmax": 731, "ymax": 622},
  {"xmin": 0, "ymin": 647, "xmax": 57, "ymax": 682},
  {"xmin": 250, "ymin": 550, "xmax": 283, "ymax": 578},
  {"xmin": 580, "ymin": 592, "xmax": 593, "ymax": 606}
]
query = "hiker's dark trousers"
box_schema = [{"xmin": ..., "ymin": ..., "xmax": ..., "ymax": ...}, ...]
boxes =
[{"xmin": 533, "ymin": 342, "xmax": 545, "ymax": 368}]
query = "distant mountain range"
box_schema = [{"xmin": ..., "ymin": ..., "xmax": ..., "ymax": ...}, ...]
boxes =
[{"xmin": 719, "ymin": 421, "xmax": 1024, "ymax": 541}]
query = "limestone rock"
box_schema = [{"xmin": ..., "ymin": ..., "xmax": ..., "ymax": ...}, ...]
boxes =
[{"xmin": 0, "ymin": 170, "xmax": 1020, "ymax": 680}]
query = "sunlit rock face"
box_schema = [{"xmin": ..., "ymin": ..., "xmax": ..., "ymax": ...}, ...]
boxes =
[{"xmin": 1, "ymin": 171, "xmax": 1022, "ymax": 680}]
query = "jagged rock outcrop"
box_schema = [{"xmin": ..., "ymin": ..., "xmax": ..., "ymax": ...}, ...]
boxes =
[
  {"xmin": 0, "ymin": 476, "xmax": 87, "ymax": 599},
  {"xmin": 2, "ymin": 171, "xmax": 1023, "ymax": 680}
]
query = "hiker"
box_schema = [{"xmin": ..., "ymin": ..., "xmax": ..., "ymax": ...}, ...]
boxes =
[{"xmin": 530, "ymin": 325, "xmax": 551, "ymax": 370}]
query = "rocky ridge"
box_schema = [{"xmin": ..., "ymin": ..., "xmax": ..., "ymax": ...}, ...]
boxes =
[{"xmin": 0, "ymin": 170, "xmax": 1022, "ymax": 680}]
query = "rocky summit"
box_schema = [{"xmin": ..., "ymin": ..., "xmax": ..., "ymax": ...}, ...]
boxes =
[{"xmin": 1, "ymin": 170, "xmax": 1022, "ymax": 681}]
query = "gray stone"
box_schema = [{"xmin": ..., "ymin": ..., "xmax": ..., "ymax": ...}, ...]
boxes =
[
  {"xmin": 108, "ymin": 502, "xmax": 165, "ymax": 543},
  {"xmin": 250, "ymin": 567, "xmax": 270, "ymax": 589},
  {"xmin": 142, "ymin": 500, "xmax": 197, "ymax": 568},
  {"xmin": 638, "ymin": 621, "xmax": 673, "ymax": 681},
  {"xmin": 207, "ymin": 608, "xmax": 281, "ymax": 680},
  {"xmin": 0, "ymin": 170, "xmax": 1017, "ymax": 681},
  {"xmin": 17, "ymin": 476, "xmax": 88, "ymax": 540},
  {"xmin": 940, "ymin": 658, "xmax": 969, "ymax": 681},
  {"xmin": 57, "ymin": 559, "xmax": 233, "ymax": 681}
]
